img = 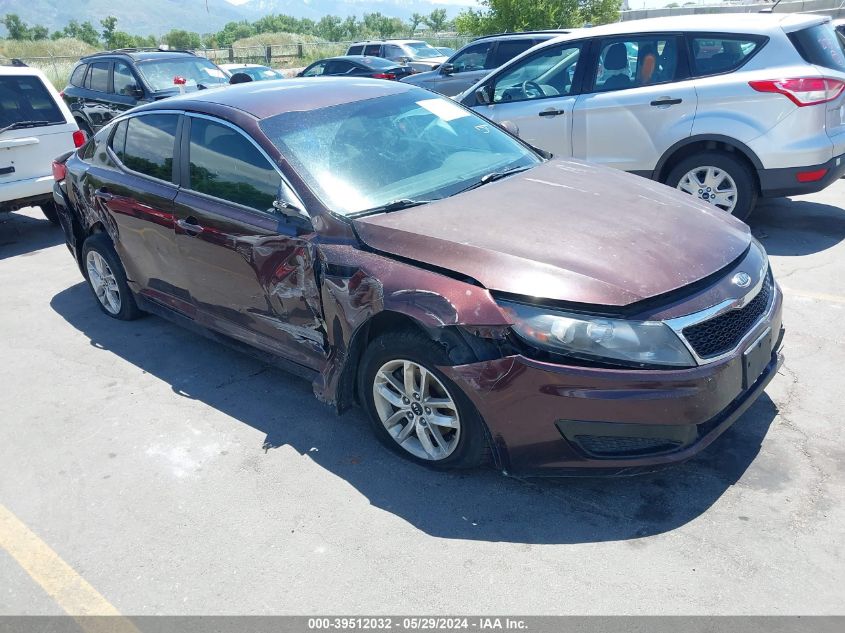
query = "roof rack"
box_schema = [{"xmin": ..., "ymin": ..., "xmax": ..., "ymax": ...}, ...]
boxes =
[
  {"xmin": 10, "ymin": 58, "xmax": 28, "ymax": 67},
  {"xmin": 471, "ymin": 29, "xmax": 572, "ymax": 41}
]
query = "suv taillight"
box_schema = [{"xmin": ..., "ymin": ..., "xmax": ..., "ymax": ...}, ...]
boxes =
[
  {"xmin": 749, "ymin": 77, "xmax": 845, "ymax": 106},
  {"xmin": 72, "ymin": 129, "xmax": 86, "ymax": 148},
  {"xmin": 52, "ymin": 159, "xmax": 67, "ymax": 182},
  {"xmin": 372, "ymin": 73, "xmax": 396, "ymax": 80}
]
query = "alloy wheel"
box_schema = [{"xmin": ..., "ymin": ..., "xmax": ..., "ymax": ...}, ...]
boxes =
[
  {"xmin": 677, "ymin": 165, "xmax": 738, "ymax": 214},
  {"xmin": 86, "ymin": 250, "xmax": 121, "ymax": 315},
  {"xmin": 372, "ymin": 359, "xmax": 461, "ymax": 461}
]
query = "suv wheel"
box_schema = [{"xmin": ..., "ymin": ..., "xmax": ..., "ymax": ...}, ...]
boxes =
[
  {"xmin": 359, "ymin": 330, "xmax": 490, "ymax": 469},
  {"xmin": 82, "ymin": 234, "xmax": 141, "ymax": 320},
  {"xmin": 665, "ymin": 151, "xmax": 757, "ymax": 221}
]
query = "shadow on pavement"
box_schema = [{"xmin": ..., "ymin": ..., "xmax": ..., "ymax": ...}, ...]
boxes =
[
  {"xmin": 751, "ymin": 195, "xmax": 845, "ymax": 256},
  {"xmin": 0, "ymin": 210, "xmax": 64, "ymax": 261},
  {"xmin": 51, "ymin": 282, "xmax": 777, "ymax": 545}
]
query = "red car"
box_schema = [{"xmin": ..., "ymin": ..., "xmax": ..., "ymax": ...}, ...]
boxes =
[{"xmin": 51, "ymin": 79, "xmax": 783, "ymax": 475}]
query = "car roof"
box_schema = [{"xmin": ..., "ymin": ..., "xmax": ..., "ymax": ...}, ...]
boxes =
[
  {"xmin": 472, "ymin": 29, "xmax": 572, "ymax": 41},
  {"xmin": 136, "ymin": 77, "xmax": 416, "ymax": 120},
  {"xmin": 80, "ymin": 50, "xmax": 197, "ymax": 62},
  {"xmin": 350, "ymin": 39, "xmax": 424, "ymax": 45},
  {"xmin": 545, "ymin": 13, "xmax": 826, "ymax": 42},
  {"xmin": 320, "ymin": 55, "xmax": 399, "ymax": 65},
  {"xmin": 0, "ymin": 65, "xmax": 50, "ymax": 79}
]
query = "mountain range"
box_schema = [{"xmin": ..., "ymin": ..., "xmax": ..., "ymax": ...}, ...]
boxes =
[{"xmin": 0, "ymin": 0, "xmax": 474, "ymax": 36}]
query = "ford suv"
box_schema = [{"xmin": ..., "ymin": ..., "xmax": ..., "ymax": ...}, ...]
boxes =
[
  {"xmin": 345, "ymin": 40, "xmax": 448, "ymax": 73},
  {"xmin": 459, "ymin": 13, "xmax": 845, "ymax": 219}
]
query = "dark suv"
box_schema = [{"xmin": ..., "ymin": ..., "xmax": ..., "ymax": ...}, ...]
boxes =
[
  {"xmin": 402, "ymin": 31, "xmax": 571, "ymax": 96},
  {"xmin": 62, "ymin": 48, "xmax": 228, "ymax": 135}
]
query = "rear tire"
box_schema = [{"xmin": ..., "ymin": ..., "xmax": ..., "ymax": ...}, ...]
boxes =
[
  {"xmin": 665, "ymin": 151, "xmax": 757, "ymax": 221},
  {"xmin": 40, "ymin": 201, "xmax": 60, "ymax": 225},
  {"xmin": 358, "ymin": 329, "xmax": 490, "ymax": 470},
  {"xmin": 81, "ymin": 233, "xmax": 141, "ymax": 321}
]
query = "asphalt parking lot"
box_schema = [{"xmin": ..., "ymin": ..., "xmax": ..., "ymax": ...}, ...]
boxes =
[{"xmin": 1, "ymin": 184, "xmax": 844, "ymax": 616}]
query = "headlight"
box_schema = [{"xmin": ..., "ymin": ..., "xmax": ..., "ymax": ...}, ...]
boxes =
[{"xmin": 499, "ymin": 301, "xmax": 696, "ymax": 368}]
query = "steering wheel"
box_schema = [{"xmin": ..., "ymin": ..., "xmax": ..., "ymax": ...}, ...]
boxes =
[{"xmin": 522, "ymin": 80, "xmax": 546, "ymax": 99}]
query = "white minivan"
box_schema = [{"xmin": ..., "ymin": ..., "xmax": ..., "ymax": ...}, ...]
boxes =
[{"xmin": 1, "ymin": 64, "xmax": 84, "ymax": 224}]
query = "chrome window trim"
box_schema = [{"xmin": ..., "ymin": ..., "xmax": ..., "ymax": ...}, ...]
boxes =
[{"xmin": 665, "ymin": 265, "xmax": 776, "ymax": 366}]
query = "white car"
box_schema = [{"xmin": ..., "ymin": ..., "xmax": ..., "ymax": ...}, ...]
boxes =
[
  {"xmin": 1, "ymin": 64, "xmax": 84, "ymax": 224},
  {"xmin": 219, "ymin": 64, "xmax": 285, "ymax": 82}
]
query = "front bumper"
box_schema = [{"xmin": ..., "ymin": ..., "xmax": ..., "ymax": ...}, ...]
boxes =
[
  {"xmin": 440, "ymin": 289, "xmax": 784, "ymax": 476},
  {"xmin": 758, "ymin": 152, "xmax": 845, "ymax": 198}
]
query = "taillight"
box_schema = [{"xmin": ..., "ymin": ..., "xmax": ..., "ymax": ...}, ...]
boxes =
[
  {"xmin": 52, "ymin": 159, "xmax": 67, "ymax": 182},
  {"xmin": 72, "ymin": 129, "xmax": 86, "ymax": 148},
  {"xmin": 59, "ymin": 90, "xmax": 64, "ymax": 98},
  {"xmin": 372, "ymin": 73, "xmax": 396, "ymax": 80},
  {"xmin": 749, "ymin": 77, "xmax": 845, "ymax": 106}
]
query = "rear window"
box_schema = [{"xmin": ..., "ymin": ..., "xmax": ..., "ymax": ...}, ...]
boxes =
[
  {"xmin": 69, "ymin": 64, "xmax": 87, "ymax": 87},
  {"xmin": 789, "ymin": 23, "xmax": 845, "ymax": 73},
  {"xmin": 690, "ymin": 36, "xmax": 762, "ymax": 76},
  {"xmin": 120, "ymin": 113, "xmax": 178, "ymax": 182},
  {"xmin": 86, "ymin": 62, "xmax": 110, "ymax": 92},
  {"xmin": 0, "ymin": 75, "xmax": 65, "ymax": 127},
  {"xmin": 348, "ymin": 45, "xmax": 364, "ymax": 55}
]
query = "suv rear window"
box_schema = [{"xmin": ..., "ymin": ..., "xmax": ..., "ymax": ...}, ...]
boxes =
[
  {"xmin": 348, "ymin": 45, "xmax": 364, "ymax": 55},
  {"xmin": 690, "ymin": 36, "xmax": 762, "ymax": 76},
  {"xmin": 120, "ymin": 114, "xmax": 178, "ymax": 182},
  {"xmin": 789, "ymin": 23, "xmax": 845, "ymax": 73},
  {"xmin": 0, "ymin": 75, "xmax": 65, "ymax": 127},
  {"xmin": 70, "ymin": 64, "xmax": 88, "ymax": 87}
]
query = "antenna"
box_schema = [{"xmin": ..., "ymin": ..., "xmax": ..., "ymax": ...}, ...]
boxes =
[{"xmin": 759, "ymin": 0, "xmax": 784, "ymax": 13}]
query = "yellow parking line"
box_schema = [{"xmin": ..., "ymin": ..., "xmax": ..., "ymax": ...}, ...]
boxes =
[
  {"xmin": 0, "ymin": 503, "xmax": 140, "ymax": 632},
  {"xmin": 781, "ymin": 287, "xmax": 845, "ymax": 305}
]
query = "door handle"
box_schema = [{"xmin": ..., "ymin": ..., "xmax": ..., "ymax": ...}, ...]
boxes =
[
  {"xmin": 94, "ymin": 187, "xmax": 114, "ymax": 201},
  {"xmin": 539, "ymin": 108, "xmax": 566, "ymax": 117},
  {"xmin": 176, "ymin": 217, "xmax": 203, "ymax": 235},
  {"xmin": 650, "ymin": 97, "xmax": 682, "ymax": 107}
]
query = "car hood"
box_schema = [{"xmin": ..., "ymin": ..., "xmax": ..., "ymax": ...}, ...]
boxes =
[{"xmin": 352, "ymin": 160, "xmax": 752, "ymax": 308}]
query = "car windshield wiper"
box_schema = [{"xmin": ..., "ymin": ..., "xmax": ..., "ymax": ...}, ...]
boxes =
[
  {"xmin": 459, "ymin": 165, "xmax": 533, "ymax": 193},
  {"xmin": 0, "ymin": 120, "xmax": 52, "ymax": 135},
  {"xmin": 350, "ymin": 199, "xmax": 431, "ymax": 218}
]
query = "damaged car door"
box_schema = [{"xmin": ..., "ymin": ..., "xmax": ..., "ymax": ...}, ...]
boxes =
[{"xmin": 172, "ymin": 114, "xmax": 326, "ymax": 370}]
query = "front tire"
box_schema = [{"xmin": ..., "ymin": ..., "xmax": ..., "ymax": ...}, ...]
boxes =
[
  {"xmin": 81, "ymin": 233, "xmax": 141, "ymax": 321},
  {"xmin": 358, "ymin": 330, "xmax": 490, "ymax": 469},
  {"xmin": 665, "ymin": 151, "xmax": 757, "ymax": 221}
]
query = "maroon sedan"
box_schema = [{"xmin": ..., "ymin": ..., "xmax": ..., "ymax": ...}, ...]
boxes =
[{"xmin": 51, "ymin": 78, "xmax": 783, "ymax": 475}]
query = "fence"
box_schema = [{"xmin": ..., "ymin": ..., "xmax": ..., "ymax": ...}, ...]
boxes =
[{"xmin": 6, "ymin": 35, "xmax": 474, "ymax": 89}]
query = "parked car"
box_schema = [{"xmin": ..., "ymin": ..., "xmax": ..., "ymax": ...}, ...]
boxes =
[
  {"xmin": 52, "ymin": 79, "xmax": 783, "ymax": 475},
  {"xmin": 62, "ymin": 48, "xmax": 228, "ymax": 135},
  {"xmin": 458, "ymin": 13, "xmax": 845, "ymax": 220},
  {"xmin": 402, "ymin": 31, "xmax": 571, "ymax": 97},
  {"xmin": 1, "ymin": 64, "xmax": 85, "ymax": 224},
  {"xmin": 346, "ymin": 40, "xmax": 448, "ymax": 72},
  {"xmin": 298, "ymin": 56, "xmax": 415, "ymax": 81},
  {"xmin": 219, "ymin": 64, "xmax": 285, "ymax": 81}
]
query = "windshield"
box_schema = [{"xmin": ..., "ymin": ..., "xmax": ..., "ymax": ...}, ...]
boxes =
[
  {"xmin": 260, "ymin": 91, "xmax": 541, "ymax": 216},
  {"xmin": 0, "ymin": 75, "xmax": 64, "ymax": 128},
  {"xmin": 406, "ymin": 42, "xmax": 445, "ymax": 59},
  {"xmin": 136, "ymin": 58, "xmax": 228, "ymax": 91},
  {"xmin": 239, "ymin": 66, "xmax": 284, "ymax": 81}
]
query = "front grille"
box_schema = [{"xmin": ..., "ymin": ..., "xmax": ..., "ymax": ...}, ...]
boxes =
[
  {"xmin": 682, "ymin": 270, "xmax": 772, "ymax": 359},
  {"xmin": 574, "ymin": 435, "xmax": 682, "ymax": 458}
]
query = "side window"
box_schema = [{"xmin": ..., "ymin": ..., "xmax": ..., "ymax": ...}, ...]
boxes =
[
  {"xmin": 110, "ymin": 119, "xmax": 128, "ymax": 163},
  {"xmin": 188, "ymin": 117, "xmax": 278, "ymax": 212},
  {"xmin": 325, "ymin": 60, "xmax": 355, "ymax": 75},
  {"xmin": 492, "ymin": 44, "xmax": 582, "ymax": 103},
  {"xmin": 383, "ymin": 44, "xmax": 404, "ymax": 60},
  {"xmin": 86, "ymin": 62, "xmax": 111, "ymax": 93},
  {"xmin": 491, "ymin": 39, "xmax": 537, "ymax": 68},
  {"xmin": 690, "ymin": 36, "xmax": 761, "ymax": 76},
  {"xmin": 451, "ymin": 42, "xmax": 493, "ymax": 73},
  {"xmin": 122, "ymin": 114, "xmax": 178, "ymax": 182},
  {"xmin": 594, "ymin": 36, "xmax": 680, "ymax": 93},
  {"xmin": 70, "ymin": 64, "xmax": 88, "ymax": 87},
  {"xmin": 113, "ymin": 62, "xmax": 137, "ymax": 96},
  {"xmin": 302, "ymin": 62, "xmax": 326, "ymax": 77},
  {"xmin": 348, "ymin": 45, "xmax": 364, "ymax": 55},
  {"xmin": 364, "ymin": 44, "xmax": 381, "ymax": 56}
]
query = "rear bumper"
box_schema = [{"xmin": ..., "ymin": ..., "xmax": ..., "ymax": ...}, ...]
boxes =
[
  {"xmin": 440, "ymin": 289, "xmax": 783, "ymax": 477},
  {"xmin": 758, "ymin": 152, "xmax": 845, "ymax": 198},
  {"xmin": 0, "ymin": 174, "xmax": 53, "ymax": 211}
]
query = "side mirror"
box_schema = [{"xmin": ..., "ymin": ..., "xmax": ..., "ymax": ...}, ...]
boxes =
[
  {"xmin": 296, "ymin": 71, "xmax": 304, "ymax": 77},
  {"xmin": 474, "ymin": 85, "xmax": 492, "ymax": 105},
  {"xmin": 131, "ymin": 86, "xmax": 144, "ymax": 99},
  {"xmin": 439, "ymin": 63, "xmax": 455, "ymax": 75},
  {"xmin": 499, "ymin": 120, "xmax": 520, "ymax": 137}
]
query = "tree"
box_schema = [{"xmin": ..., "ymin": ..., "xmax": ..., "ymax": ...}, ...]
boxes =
[
  {"xmin": 315, "ymin": 15, "xmax": 344, "ymax": 42},
  {"xmin": 409, "ymin": 12, "xmax": 425, "ymax": 35},
  {"xmin": 61, "ymin": 20, "xmax": 101, "ymax": 47},
  {"xmin": 2, "ymin": 14, "xmax": 31, "ymax": 40},
  {"xmin": 363, "ymin": 13, "xmax": 399, "ymax": 39},
  {"xmin": 101, "ymin": 16, "xmax": 118, "ymax": 48},
  {"xmin": 162, "ymin": 29, "xmax": 201, "ymax": 50},
  {"xmin": 30, "ymin": 25, "xmax": 49, "ymax": 40},
  {"xmin": 342, "ymin": 16, "xmax": 361, "ymax": 40},
  {"xmin": 454, "ymin": 0, "xmax": 620, "ymax": 35},
  {"xmin": 424, "ymin": 8, "xmax": 449, "ymax": 33}
]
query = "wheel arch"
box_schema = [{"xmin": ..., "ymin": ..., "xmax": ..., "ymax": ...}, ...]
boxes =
[{"xmin": 654, "ymin": 135, "xmax": 763, "ymax": 187}]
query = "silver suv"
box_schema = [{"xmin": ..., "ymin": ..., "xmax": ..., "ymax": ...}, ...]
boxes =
[
  {"xmin": 459, "ymin": 13, "xmax": 845, "ymax": 219},
  {"xmin": 345, "ymin": 40, "xmax": 447, "ymax": 73},
  {"xmin": 402, "ymin": 31, "xmax": 570, "ymax": 97}
]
